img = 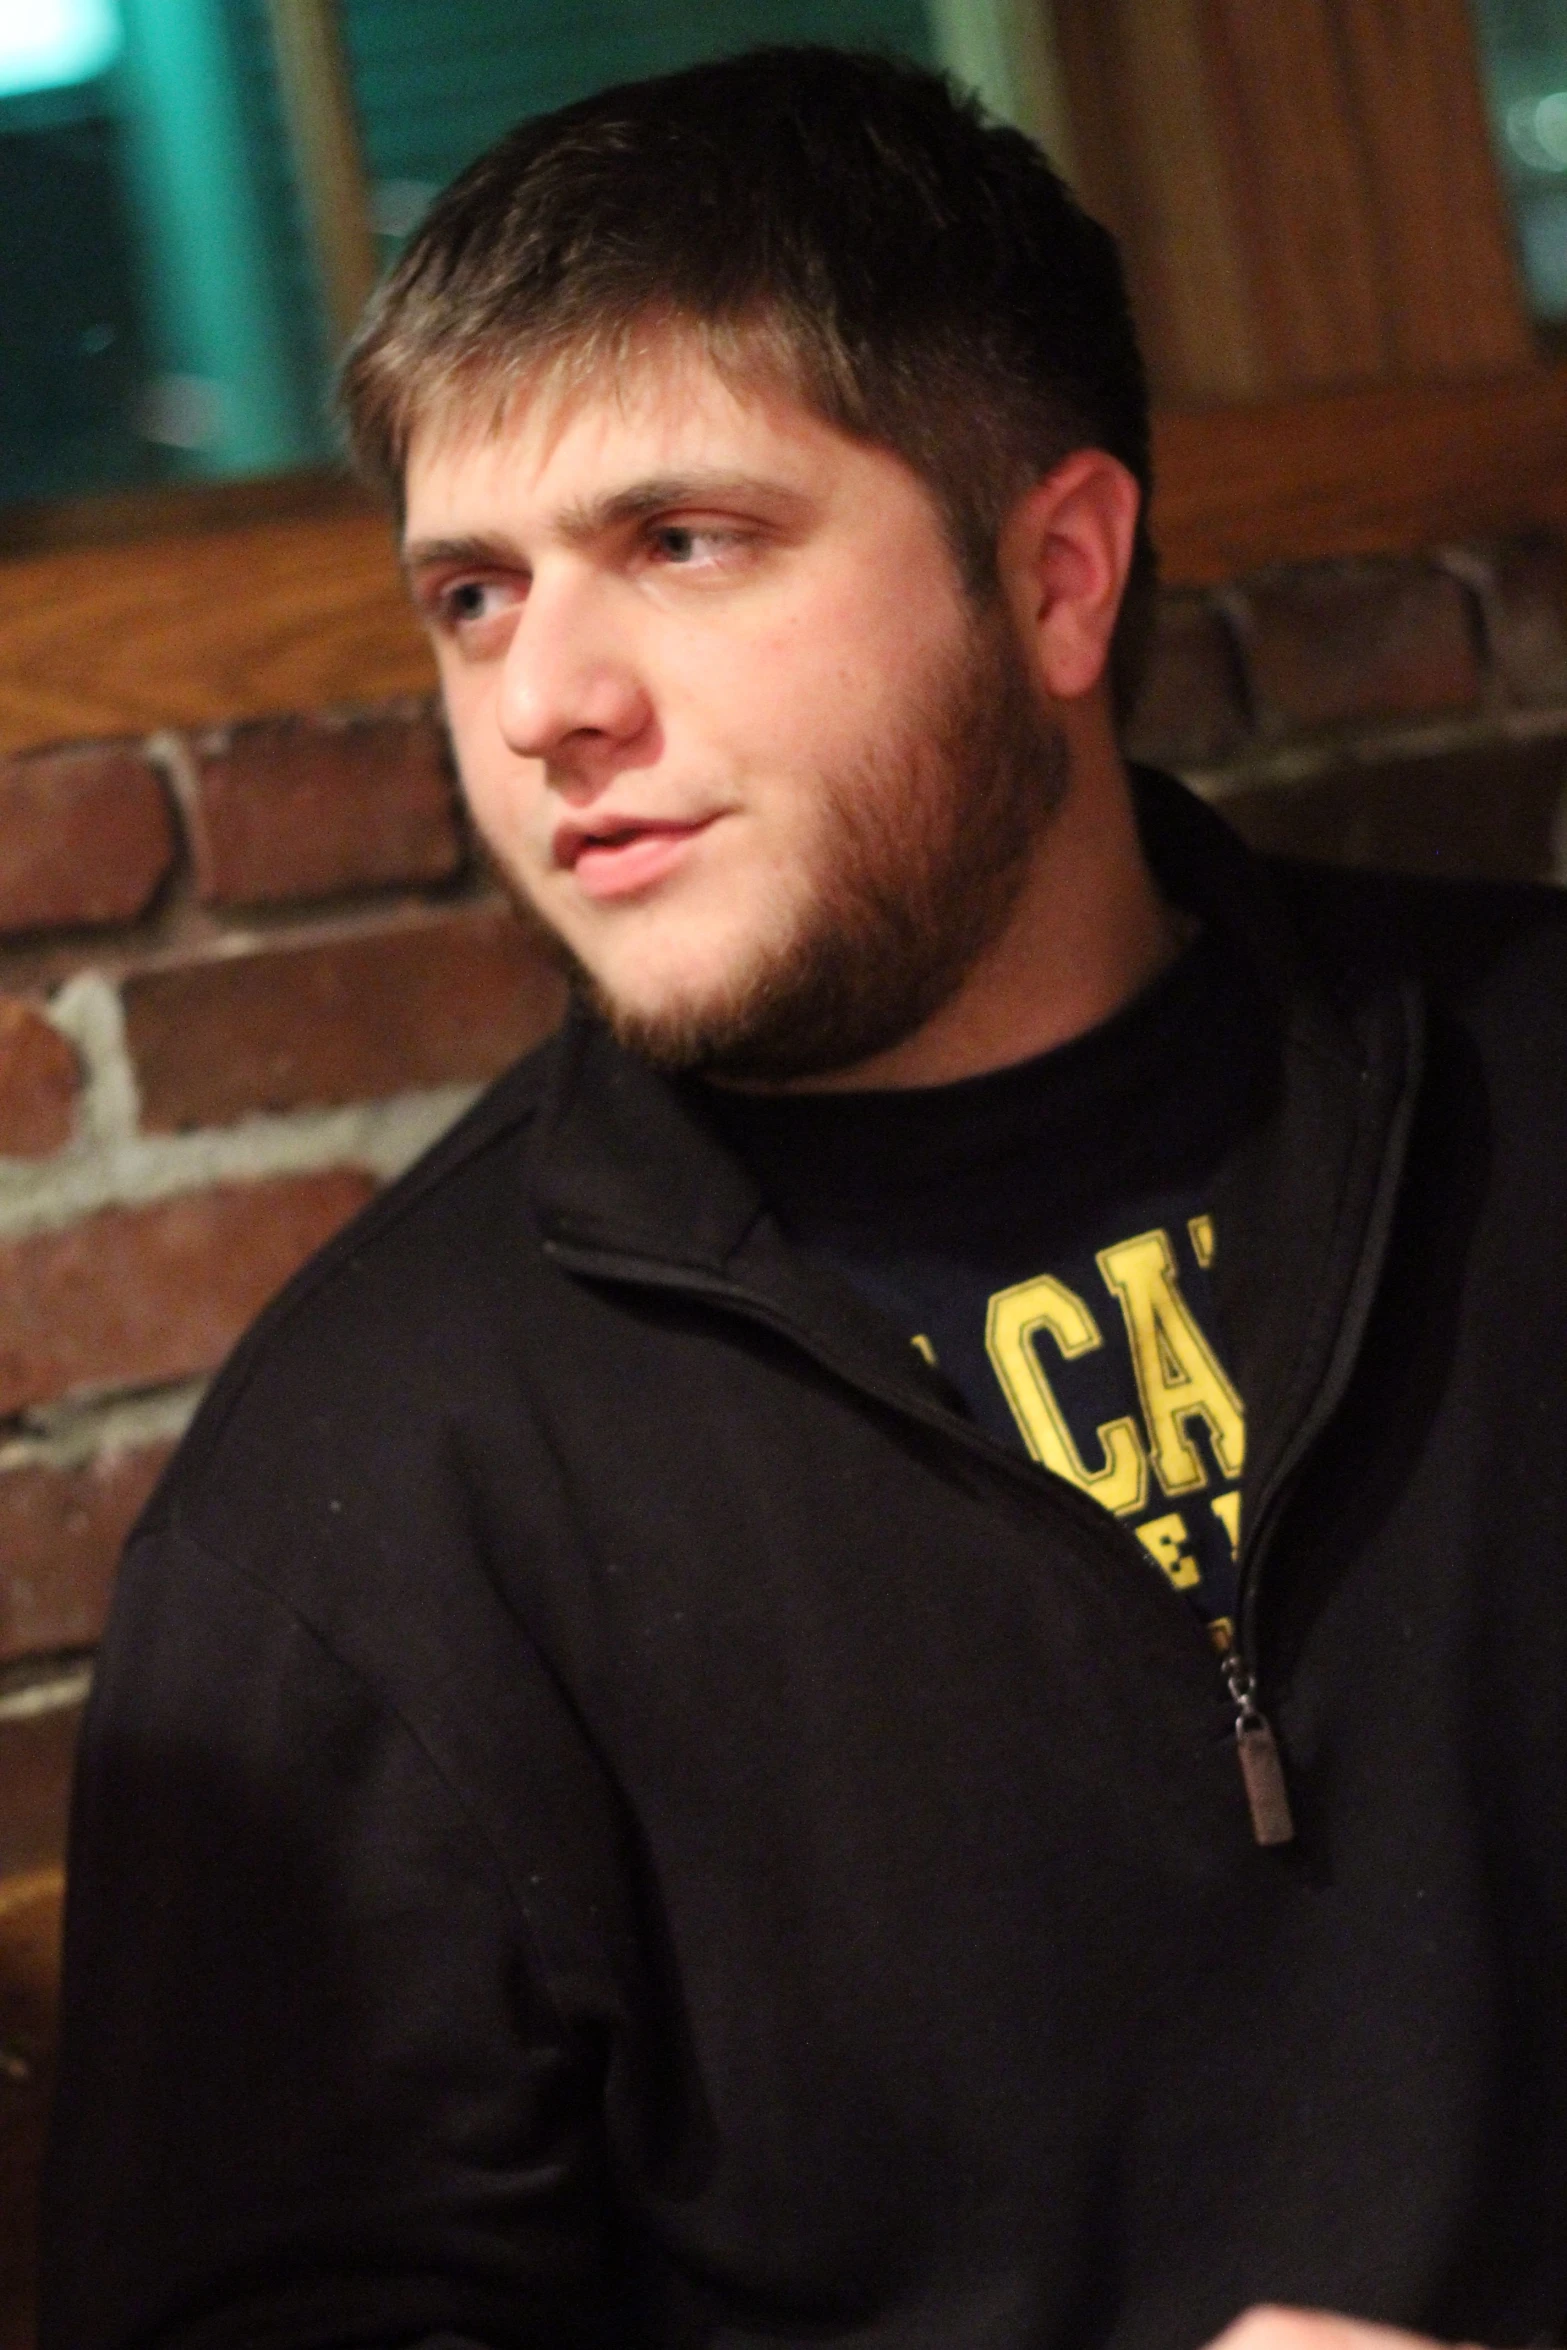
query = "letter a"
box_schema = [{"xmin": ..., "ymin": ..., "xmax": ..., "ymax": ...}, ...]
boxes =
[{"xmin": 1096, "ymin": 1229, "xmax": 1246, "ymax": 1496}]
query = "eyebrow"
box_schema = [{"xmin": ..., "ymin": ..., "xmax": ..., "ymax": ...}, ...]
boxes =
[
  {"xmin": 557, "ymin": 471, "xmax": 811, "ymax": 542},
  {"xmin": 401, "ymin": 531, "xmax": 519, "ymax": 575},
  {"xmin": 403, "ymin": 471, "xmax": 812, "ymax": 572}
]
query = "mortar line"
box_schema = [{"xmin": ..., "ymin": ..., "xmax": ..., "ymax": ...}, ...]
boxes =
[{"xmin": 0, "ymin": 1080, "xmax": 479, "ymax": 1241}]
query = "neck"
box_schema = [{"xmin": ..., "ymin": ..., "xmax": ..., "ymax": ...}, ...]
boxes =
[{"xmin": 788, "ymin": 725, "xmax": 1182, "ymax": 1094}]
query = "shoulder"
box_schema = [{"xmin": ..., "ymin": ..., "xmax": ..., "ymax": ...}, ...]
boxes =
[
  {"xmin": 90, "ymin": 1023, "xmax": 639, "ymax": 1963},
  {"xmin": 1265, "ymin": 854, "xmax": 1567, "ymax": 1083},
  {"xmin": 1261, "ymin": 857, "xmax": 1567, "ymax": 1208},
  {"xmin": 1140, "ymin": 762, "xmax": 1567, "ymax": 1045},
  {"xmin": 133, "ymin": 1028, "xmax": 580, "ymax": 1610},
  {"xmin": 1267, "ymin": 853, "xmax": 1567, "ymax": 1000}
]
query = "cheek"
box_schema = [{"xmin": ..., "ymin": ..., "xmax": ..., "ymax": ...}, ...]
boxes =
[
  {"xmin": 467, "ymin": 761, "xmax": 550, "ymax": 872},
  {"xmin": 679, "ymin": 592, "xmax": 929, "ymax": 774},
  {"xmin": 793, "ymin": 560, "xmax": 964, "ymax": 727},
  {"xmin": 435, "ymin": 675, "xmax": 484, "ymax": 788}
]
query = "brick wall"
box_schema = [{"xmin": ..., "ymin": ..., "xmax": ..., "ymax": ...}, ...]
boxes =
[
  {"xmin": 3, "ymin": 528, "xmax": 1567, "ymax": 2343},
  {"xmin": 1, "ymin": 703, "xmax": 565, "ymax": 1683},
  {"xmin": 1127, "ymin": 532, "xmax": 1567, "ymax": 876}
]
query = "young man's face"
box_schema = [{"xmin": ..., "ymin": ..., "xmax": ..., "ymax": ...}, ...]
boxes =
[{"xmin": 404, "ymin": 341, "xmax": 1065, "ymax": 1082}]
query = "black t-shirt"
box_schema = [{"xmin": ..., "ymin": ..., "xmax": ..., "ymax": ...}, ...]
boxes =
[{"xmin": 697, "ymin": 929, "xmax": 1269, "ymax": 1650}]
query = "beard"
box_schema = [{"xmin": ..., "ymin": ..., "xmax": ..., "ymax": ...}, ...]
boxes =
[{"xmin": 513, "ymin": 604, "xmax": 1069, "ymax": 1085}]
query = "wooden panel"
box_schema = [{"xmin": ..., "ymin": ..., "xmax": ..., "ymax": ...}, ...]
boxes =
[
  {"xmin": 1054, "ymin": 0, "xmax": 1264, "ymax": 403},
  {"xmin": 0, "ymin": 503, "xmax": 431, "ymax": 755},
  {"xmin": 1153, "ymin": 365, "xmax": 1567, "ymax": 584},
  {"xmin": 0, "ymin": 466, "xmax": 372, "ymax": 561},
  {"xmin": 1335, "ymin": 0, "xmax": 1533, "ymax": 379},
  {"xmin": 1050, "ymin": 0, "xmax": 1532, "ymax": 403},
  {"xmin": 1201, "ymin": 0, "xmax": 1392, "ymax": 388}
]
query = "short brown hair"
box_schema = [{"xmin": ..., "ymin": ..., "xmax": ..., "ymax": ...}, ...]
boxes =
[{"xmin": 341, "ymin": 46, "xmax": 1157, "ymax": 717}]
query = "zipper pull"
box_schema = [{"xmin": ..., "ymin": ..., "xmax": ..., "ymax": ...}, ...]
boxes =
[{"xmin": 1224, "ymin": 1654, "xmax": 1295, "ymax": 1847}]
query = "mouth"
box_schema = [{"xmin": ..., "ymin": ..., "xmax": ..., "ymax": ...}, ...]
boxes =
[{"xmin": 554, "ymin": 813, "xmax": 719, "ymax": 901}]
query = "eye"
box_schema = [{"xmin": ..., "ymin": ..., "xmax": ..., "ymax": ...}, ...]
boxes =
[
  {"xmin": 647, "ymin": 522, "xmax": 745, "ymax": 568},
  {"xmin": 420, "ymin": 572, "xmax": 524, "ymax": 647},
  {"xmin": 440, "ymin": 577, "xmax": 511, "ymax": 625}
]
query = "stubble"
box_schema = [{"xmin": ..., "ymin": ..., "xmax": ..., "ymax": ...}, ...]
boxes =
[{"xmin": 502, "ymin": 605, "xmax": 1069, "ymax": 1084}]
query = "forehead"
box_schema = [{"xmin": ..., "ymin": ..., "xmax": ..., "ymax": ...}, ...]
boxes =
[{"xmin": 402, "ymin": 336, "xmax": 903, "ymax": 535}]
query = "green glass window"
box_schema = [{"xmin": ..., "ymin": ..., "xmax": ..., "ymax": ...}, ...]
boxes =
[
  {"xmin": 1472, "ymin": 0, "xmax": 1567, "ymax": 323},
  {"xmin": 0, "ymin": 0, "xmax": 946, "ymax": 514}
]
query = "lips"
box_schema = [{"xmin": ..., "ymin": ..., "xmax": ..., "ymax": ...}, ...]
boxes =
[{"xmin": 554, "ymin": 813, "xmax": 718, "ymax": 901}]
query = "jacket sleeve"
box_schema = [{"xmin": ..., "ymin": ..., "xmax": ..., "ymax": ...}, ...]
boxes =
[{"xmin": 40, "ymin": 1520, "xmax": 633, "ymax": 2350}]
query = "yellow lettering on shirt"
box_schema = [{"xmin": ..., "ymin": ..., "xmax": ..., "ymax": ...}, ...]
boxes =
[
  {"xmin": 1135, "ymin": 1511, "xmax": 1200, "ymax": 1589},
  {"xmin": 1210, "ymin": 1489, "xmax": 1242, "ymax": 1555},
  {"xmin": 985, "ymin": 1273, "xmax": 1149, "ymax": 1516},
  {"xmin": 1097, "ymin": 1229, "xmax": 1246, "ymax": 1496}
]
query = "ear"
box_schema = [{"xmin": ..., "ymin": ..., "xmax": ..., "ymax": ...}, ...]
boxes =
[{"xmin": 997, "ymin": 450, "xmax": 1142, "ymax": 703}]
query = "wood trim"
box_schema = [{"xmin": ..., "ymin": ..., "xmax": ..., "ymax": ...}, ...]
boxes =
[
  {"xmin": 0, "ymin": 504, "xmax": 432, "ymax": 755},
  {"xmin": 263, "ymin": 0, "xmax": 378, "ymax": 351},
  {"xmin": 0, "ymin": 468, "xmax": 376, "ymax": 561},
  {"xmin": 1152, "ymin": 365, "xmax": 1567, "ymax": 583},
  {"xmin": 2, "ymin": 369, "xmax": 1566, "ymax": 752}
]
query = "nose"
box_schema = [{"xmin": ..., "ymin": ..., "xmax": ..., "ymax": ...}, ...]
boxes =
[{"xmin": 496, "ymin": 569, "xmax": 652, "ymax": 773}]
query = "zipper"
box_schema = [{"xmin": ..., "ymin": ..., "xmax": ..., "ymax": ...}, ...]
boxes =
[
  {"xmin": 1219, "ymin": 977, "xmax": 1427, "ymax": 1847},
  {"xmin": 1222, "ymin": 1649, "xmax": 1294, "ymax": 1846}
]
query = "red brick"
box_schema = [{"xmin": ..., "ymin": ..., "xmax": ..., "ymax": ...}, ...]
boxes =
[
  {"xmin": 1479, "ymin": 534, "xmax": 1567, "ymax": 708},
  {"xmin": 123, "ymin": 898, "xmax": 566, "ymax": 1131},
  {"xmin": 188, "ymin": 703, "xmax": 465, "ymax": 908},
  {"xmin": 0, "ymin": 1170, "xmax": 374, "ymax": 1417},
  {"xmin": 0, "ymin": 1444, "xmax": 172, "ymax": 1667},
  {"xmin": 1238, "ymin": 560, "xmax": 1483, "ymax": 733},
  {"xmin": 0, "ymin": 1001, "xmax": 78, "ymax": 1158},
  {"xmin": 1123, "ymin": 593, "xmax": 1249, "ymax": 769},
  {"xmin": 1218, "ymin": 733, "xmax": 1567, "ymax": 885},
  {"xmin": 0, "ymin": 743, "xmax": 176, "ymax": 937}
]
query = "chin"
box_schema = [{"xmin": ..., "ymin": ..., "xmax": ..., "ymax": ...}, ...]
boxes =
[
  {"xmin": 583, "ymin": 973, "xmax": 767, "ymax": 1074},
  {"xmin": 573, "ymin": 918, "xmax": 805, "ymax": 1067}
]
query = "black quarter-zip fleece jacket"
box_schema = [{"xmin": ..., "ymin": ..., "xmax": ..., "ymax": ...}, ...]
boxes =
[{"xmin": 42, "ymin": 775, "xmax": 1567, "ymax": 2350}]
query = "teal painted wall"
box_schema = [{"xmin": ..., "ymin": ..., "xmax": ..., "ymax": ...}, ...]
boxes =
[{"xmin": 340, "ymin": 0, "xmax": 933, "ymax": 248}]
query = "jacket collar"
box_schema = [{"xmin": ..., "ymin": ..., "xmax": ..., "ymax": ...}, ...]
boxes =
[{"xmin": 528, "ymin": 1005, "xmax": 939, "ymax": 1408}]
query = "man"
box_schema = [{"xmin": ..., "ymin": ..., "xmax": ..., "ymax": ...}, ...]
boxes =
[{"xmin": 43, "ymin": 46, "xmax": 1567, "ymax": 2350}]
